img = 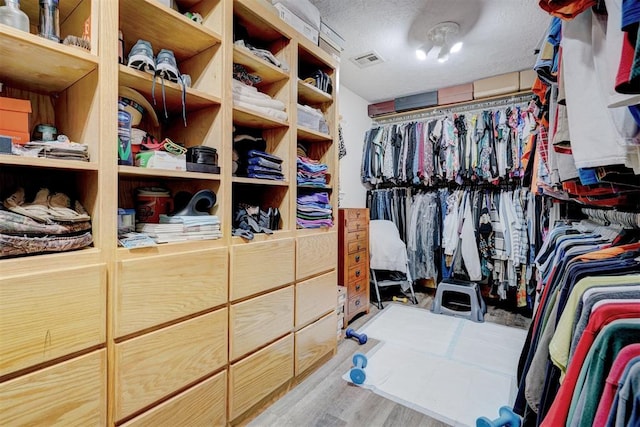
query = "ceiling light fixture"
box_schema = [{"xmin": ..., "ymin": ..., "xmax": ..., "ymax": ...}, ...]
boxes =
[{"xmin": 421, "ymin": 22, "xmax": 462, "ymax": 63}]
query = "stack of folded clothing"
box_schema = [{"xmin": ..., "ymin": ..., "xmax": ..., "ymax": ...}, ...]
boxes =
[
  {"xmin": 22, "ymin": 139, "xmax": 90, "ymax": 161},
  {"xmin": 234, "ymin": 40, "xmax": 289, "ymax": 71},
  {"xmin": 246, "ymin": 150, "xmax": 284, "ymax": 180},
  {"xmin": 136, "ymin": 214, "xmax": 222, "ymax": 243},
  {"xmin": 297, "ymin": 156, "xmax": 328, "ymax": 187},
  {"xmin": 232, "ymin": 79, "xmax": 288, "ymax": 122},
  {"xmin": 296, "ymin": 192, "xmax": 333, "ymax": 229}
]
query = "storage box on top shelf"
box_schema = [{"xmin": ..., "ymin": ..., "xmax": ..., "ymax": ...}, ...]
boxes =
[
  {"xmin": 319, "ymin": 21, "xmax": 345, "ymax": 51},
  {"xmin": 0, "ymin": 96, "xmax": 32, "ymax": 144},
  {"xmin": 319, "ymin": 39, "xmax": 341, "ymax": 62},
  {"xmin": 367, "ymin": 100, "xmax": 395, "ymax": 117},
  {"xmin": 519, "ymin": 69, "xmax": 537, "ymax": 90},
  {"xmin": 473, "ymin": 72, "xmax": 520, "ymax": 99},
  {"xmin": 273, "ymin": 2, "xmax": 319, "ymax": 44},
  {"xmin": 437, "ymin": 83, "xmax": 473, "ymax": 105}
]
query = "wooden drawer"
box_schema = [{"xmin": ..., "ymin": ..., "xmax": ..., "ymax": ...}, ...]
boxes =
[
  {"xmin": 346, "ymin": 208, "xmax": 368, "ymax": 220},
  {"xmin": 116, "ymin": 248, "xmax": 228, "ymax": 337},
  {"xmin": 114, "ymin": 309, "xmax": 228, "ymax": 421},
  {"xmin": 347, "ymin": 264, "xmax": 367, "ymax": 283},
  {"xmin": 296, "ymin": 232, "xmax": 337, "ymax": 280},
  {"xmin": 347, "ymin": 277, "xmax": 367, "ymax": 296},
  {"xmin": 121, "ymin": 371, "xmax": 227, "ymax": 427},
  {"xmin": 346, "ymin": 229, "xmax": 367, "ymax": 243},
  {"xmin": 229, "ymin": 334, "xmax": 294, "ymax": 420},
  {"xmin": 230, "ymin": 238, "xmax": 295, "ymax": 300},
  {"xmin": 345, "ymin": 249, "xmax": 367, "ymax": 270},
  {"xmin": 0, "ymin": 350, "xmax": 106, "ymax": 426},
  {"xmin": 230, "ymin": 287, "xmax": 294, "ymax": 361},
  {"xmin": 0, "ymin": 264, "xmax": 106, "ymax": 376},
  {"xmin": 295, "ymin": 270, "xmax": 337, "ymax": 328},
  {"xmin": 345, "ymin": 217, "xmax": 368, "ymax": 232},
  {"xmin": 347, "ymin": 237, "xmax": 367, "ymax": 254},
  {"xmin": 294, "ymin": 312, "xmax": 337, "ymax": 376},
  {"xmin": 347, "ymin": 293, "xmax": 368, "ymax": 316}
]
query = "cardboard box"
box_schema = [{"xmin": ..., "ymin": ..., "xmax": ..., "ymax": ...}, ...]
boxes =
[
  {"xmin": 367, "ymin": 100, "xmax": 395, "ymax": 117},
  {"xmin": 437, "ymin": 83, "xmax": 473, "ymax": 105},
  {"xmin": 319, "ymin": 38, "xmax": 341, "ymax": 62},
  {"xmin": 473, "ymin": 72, "xmax": 520, "ymax": 99},
  {"xmin": 0, "ymin": 96, "xmax": 32, "ymax": 144},
  {"xmin": 394, "ymin": 91, "xmax": 438, "ymax": 112},
  {"xmin": 519, "ymin": 69, "xmax": 537, "ymax": 90},
  {"xmin": 274, "ymin": 2, "xmax": 319, "ymax": 45}
]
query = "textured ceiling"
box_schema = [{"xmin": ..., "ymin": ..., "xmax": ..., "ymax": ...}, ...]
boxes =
[{"xmin": 309, "ymin": 0, "xmax": 550, "ymax": 103}]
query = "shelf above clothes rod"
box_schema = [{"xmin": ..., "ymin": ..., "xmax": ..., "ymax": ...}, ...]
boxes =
[{"xmin": 373, "ymin": 90, "xmax": 534, "ymax": 125}]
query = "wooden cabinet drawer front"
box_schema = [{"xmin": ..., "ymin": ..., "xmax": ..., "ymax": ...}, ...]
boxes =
[
  {"xmin": 230, "ymin": 238, "xmax": 295, "ymax": 300},
  {"xmin": 345, "ymin": 217, "xmax": 368, "ymax": 232},
  {"xmin": 347, "ymin": 294, "xmax": 368, "ymax": 315},
  {"xmin": 347, "ymin": 237, "xmax": 367, "ymax": 254},
  {"xmin": 347, "ymin": 264, "xmax": 367, "ymax": 283},
  {"xmin": 295, "ymin": 270, "xmax": 337, "ymax": 328},
  {"xmin": 296, "ymin": 232, "xmax": 337, "ymax": 280},
  {"xmin": 116, "ymin": 248, "xmax": 228, "ymax": 337},
  {"xmin": 0, "ymin": 350, "xmax": 106, "ymax": 426},
  {"xmin": 115, "ymin": 309, "xmax": 228, "ymax": 421},
  {"xmin": 0, "ymin": 264, "xmax": 106, "ymax": 376},
  {"xmin": 294, "ymin": 313, "xmax": 337, "ymax": 376},
  {"xmin": 346, "ymin": 249, "xmax": 367, "ymax": 270},
  {"xmin": 346, "ymin": 229, "xmax": 367, "ymax": 243},
  {"xmin": 346, "ymin": 209, "xmax": 368, "ymax": 221},
  {"xmin": 347, "ymin": 278, "xmax": 368, "ymax": 296},
  {"xmin": 121, "ymin": 371, "xmax": 227, "ymax": 427},
  {"xmin": 229, "ymin": 334, "xmax": 293, "ymax": 420},
  {"xmin": 230, "ymin": 287, "xmax": 294, "ymax": 361}
]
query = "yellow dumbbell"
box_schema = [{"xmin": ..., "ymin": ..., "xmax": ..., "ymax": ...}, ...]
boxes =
[{"xmin": 392, "ymin": 296, "xmax": 408, "ymax": 303}]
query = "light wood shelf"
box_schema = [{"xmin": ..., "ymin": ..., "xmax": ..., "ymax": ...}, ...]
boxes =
[
  {"xmin": 297, "ymin": 126, "xmax": 332, "ymax": 142},
  {"xmin": 232, "ymin": 106, "xmax": 289, "ymax": 129},
  {"xmin": 116, "ymin": 238, "xmax": 226, "ymax": 259},
  {"xmin": 0, "ymin": 155, "xmax": 99, "ymax": 171},
  {"xmin": 232, "ymin": 177, "xmax": 289, "ymax": 186},
  {"xmin": 233, "ymin": 46, "xmax": 290, "ymax": 85},
  {"xmin": 118, "ymin": 165, "xmax": 222, "ymax": 180},
  {"xmin": 0, "ymin": 25, "xmax": 98, "ymax": 93},
  {"xmin": 297, "ymin": 79, "xmax": 332, "ymax": 105},
  {"xmin": 119, "ymin": 66, "xmax": 222, "ymax": 112},
  {"xmin": 119, "ymin": 0, "xmax": 222, "ymax": 62},
  {"xmin": 234, "ymin": 0, "xmax": 292, "ymax": 43},
  {"xmin": 20, "ymin": 0, "xmax": 83, "ymax": 23}
]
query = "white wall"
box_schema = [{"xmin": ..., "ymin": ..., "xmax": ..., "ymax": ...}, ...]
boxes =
[{"xmin": 338, "ymin": 85, "xmax": 371, "ymax": 208}]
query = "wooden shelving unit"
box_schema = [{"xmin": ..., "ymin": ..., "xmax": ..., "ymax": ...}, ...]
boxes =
[{"xmin": 0, "ymin": 0, "xmax": 340, "ymax": 425}]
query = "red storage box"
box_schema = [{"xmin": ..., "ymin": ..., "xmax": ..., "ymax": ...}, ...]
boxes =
[
  {"xmin": 367, "ymin": 100, "xmax": 395, "ymax": 117},
  {"xmin": 0, "ymin": 97, "xmax": 32, "ymax": 144},
  {"xmin": 437, "ymin": 83, "xmax": 473, "ymax": 105}
]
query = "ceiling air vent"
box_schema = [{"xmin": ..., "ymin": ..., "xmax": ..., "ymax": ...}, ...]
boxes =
[{"xmin": 350, "ymin": 50, "xmax": 385, "ymax": 68}]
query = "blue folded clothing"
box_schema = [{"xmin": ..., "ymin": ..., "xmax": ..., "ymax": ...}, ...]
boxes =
[
  {"xmin": 248, "ymin": 150, "xmax": 282, "ymax": 164},
  {"xmin": 248, "ymin": 156, "xmax": 282, "ymax": 170}
]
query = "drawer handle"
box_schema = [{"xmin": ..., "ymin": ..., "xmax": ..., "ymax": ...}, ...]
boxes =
[
  {"xmin": 356, "ymin": 211, "xmax": 360, "ymax": 217},
  {"xmin": 357, "ymin": 245, "xmax": 361, "ymax": 251},
  {"xmin": 356, "ymin": 284, "xmax": 361, "ymax": 291},
  {"xmin": 355, "ymin": 255, "xmax": 360, "ymax": 262},
  {"xmin": 355, "ymin": 299, "xmax": 360, "ymax": 306},
  {"xmin": 355, "ymin": 270, "xmax": 361, "ymax": 277}
]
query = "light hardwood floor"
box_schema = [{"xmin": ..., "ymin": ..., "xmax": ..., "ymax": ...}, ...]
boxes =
[{"xmin": 247, "ymin": 291, "xmax": 531, "ymax": 427}]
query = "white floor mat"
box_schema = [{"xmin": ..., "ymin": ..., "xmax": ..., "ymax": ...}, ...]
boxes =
[{"xmin": 343, "ymin": 304, "xmax": 527, "ymax": 427}]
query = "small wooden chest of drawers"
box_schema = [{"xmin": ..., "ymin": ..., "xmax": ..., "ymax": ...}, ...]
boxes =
[{"xmin": 338, "ymin": 208, "xmax": 370, "ymax": 325}]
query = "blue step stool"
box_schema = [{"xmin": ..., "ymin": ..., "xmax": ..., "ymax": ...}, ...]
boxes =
[{"xmin": 431, "ymin": 279, "xmax": 486, "ymax": 323}]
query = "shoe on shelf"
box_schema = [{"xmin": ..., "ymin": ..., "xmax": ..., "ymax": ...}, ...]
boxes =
[
  {"xmin": 152, "ymin": 49, "xmax": 187, "ymax": 126},
  {"xmin": 155, "ymin": 49, "xmax": 180, "ymax": 83},
  {"xmin": 127, "ymin": 39, "xmax": 155, "ymax": 75}
]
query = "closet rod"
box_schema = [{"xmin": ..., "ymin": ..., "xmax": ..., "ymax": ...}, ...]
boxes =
[
  {"xmin": 582, "ymin": 208, "xmax": 640, "ymax": 229},
  {"xmin": 373, "ymin": 91, "xmax": 534, "ymax": 125}
]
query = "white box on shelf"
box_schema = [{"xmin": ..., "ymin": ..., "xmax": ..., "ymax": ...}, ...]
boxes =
[
  {"xmin": 274, "ymin": 3, "xmax": 319, "ymax": 45},
  {"xmin": 135, "ymin": 151, "xmax": 186, "ymax": 171},
  {"xmin": 320, "ymin": 21, "xmax": 345, "ymax": 51}
]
